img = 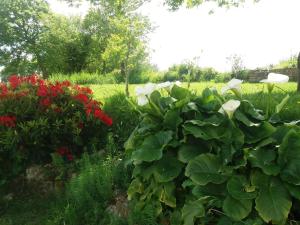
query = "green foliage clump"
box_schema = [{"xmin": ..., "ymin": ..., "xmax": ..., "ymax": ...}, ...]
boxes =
[
  {"xmin": 61, "ymin": 155, "xmax": 114, "ymax": 225},
  {"xmin": 103, "ymin": 92, "xmax": 140, "ymax": 151},
  {"xmin": 126, "ymin": 84, "xmax": 300, "ymax": 225},
  {"xmin": 163, "ymin": 64, "xmax": 220, "ymax": 82},
  {"xmin": 0, "ymin": 75, "xmax": 112, "ymax": 187},
  {"xmin": 214, "ymin": 72, "xmax": 232, "ymax": 83},
  {"xmin": 49, "ymin": 151, "xmax": 134, "ymax": 225}
]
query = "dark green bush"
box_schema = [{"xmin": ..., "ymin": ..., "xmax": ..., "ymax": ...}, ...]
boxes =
[{"xmin": 103, "ymin": 93, "xmax": 140, "ymax": 151}]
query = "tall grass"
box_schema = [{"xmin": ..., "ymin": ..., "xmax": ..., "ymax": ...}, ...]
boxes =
[{"xmin": 49, "ymin": 72, "xmax": 117, "ymax": 85}]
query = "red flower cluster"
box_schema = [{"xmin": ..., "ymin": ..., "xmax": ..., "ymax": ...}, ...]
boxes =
[
  {"xmin": 40, "ymin": 97, "xmax": 51, "ymax": 107},
  {"xmin": 8, "ymin": 74, "xmax": 38, "ymax": 89},
  {"xmin": 0, "ymin": 83, "xmax": 8, "ymax": 98},
  {"xmin": 56, "ymin": 146, "xmax": 74, "ymax": 161},
  {"xmin": 0, "ymin": 116, "xmax": 16, "ymax": 127},
  {"xmin": 74, "ymin": 91, "xmax": 112, "ymax": 126}
]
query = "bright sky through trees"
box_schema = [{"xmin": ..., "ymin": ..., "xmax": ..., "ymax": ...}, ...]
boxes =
[{"xmin": 48, "ymin": 0, "xmax": 300, "ymax": 71}]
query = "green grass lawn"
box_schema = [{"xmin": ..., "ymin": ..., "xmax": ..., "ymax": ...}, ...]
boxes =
[
  {"xmin": 90, "ymin": 82, "xmax": 298, "ymax": 100},
  {"xmin": 90, "ymin": 82, "xmax": 300, "ymax": 120}
]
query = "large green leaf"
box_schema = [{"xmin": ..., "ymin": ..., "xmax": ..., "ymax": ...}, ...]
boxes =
[
  {"xmin": 222, "ymin": 195, "xmax": 252, "ymax": 221},
  {"xmin": 159, "ymin": 182, "xmax": 176, "ymax": 208},
  {"xmin": 240, "ymin": 100, "xmax": 265, "ymax": 121},
  {"xmin": 275, "ymin": 94, "xmax": 290, "ymax": 114},
  {"xmin": 285, "ymin": 183, "xmax": 300, "ymax": 200},
  {"xmin": 132, "ymin": 131, "xmax": 173, "ymax": 162},
  {"xmin": 178, "ymin": 144, "xmax": 204, "ymax": 163},
  {"xmin": 164, "ymin": 108, "xmax": 183, "ymax": 131},
  {"xmin": 234, "ymin": 110, "xmax": 260, "ymax": 127},
  {"xmin": 183, "ymin": 123, "xmax": 230, "ymax": 142},
  {"xmin": 227, "ymin": 175, "xmax": 257, "ymax": 200},
  {"xmin": 185, "ymin": 153, "xmax": 230, "ymax": 185},
  {"xmin": 252, "ymin": 171, "xmax": 291, "ymax": 224},
  {"xmin": 248, "ymin": 148, "xmax": 280, "ymax": 176},
  {"xmin": 242, "ymin": 122, "xmax": 276, "ymax": 144},
  {"xmin": 153, "ymin": 155, "xmax": 183, "ymax": 183},
  {"xmin": 127, "ymin": 178, "xmax": 143, "ymax": 200},
  {"xmin": 192, "ymin": 183, "xmax": 226, "ymax": 198},
  {"xmin": 278, "ymin": 129, "xmax": 300, "ymax": 185},
  {"xmin": 171, "ymin": 85, "xmax": 190, "ymax": 100},
  {"xmin": 182, "ymin": 199, "xmax": 205, "ymax": 225}
]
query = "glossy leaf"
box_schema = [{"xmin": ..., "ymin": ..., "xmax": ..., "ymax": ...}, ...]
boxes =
[
  {"xmin": 182, "ymin": 199, "xmax": 205, "ymax": 225},
  {"xmin": 153, "ymin": 156, "xmax": 183, "ymax": 183},
  {"xmin": 223, "ymin": 195, "xmax": 252, "ymax": 221},
  {"xmin": 252, "ymin": 171, "xmax": 291, "ymax": 224},
  {"xmin": 132, "ymin": 130, "xmax": 173, "ymax": 162},
  {"xmin": 278, "ymin": 129, "xmax": 300, "ymax": 185},
  {"xmin": 227, "ymin": 175, "xmax": 257, "ymax": 200},
  {"xmin": 185, "ymin": 153, "xmax": 230, "ymax": 185}
]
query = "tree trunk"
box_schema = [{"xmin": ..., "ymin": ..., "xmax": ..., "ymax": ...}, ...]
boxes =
[
  {"xmin": 297, "ymin": 52, "xmax": 300, "ymax": 92},
  {"xmin": 121, "ymin": 61, "xmax": 129, "ymax": 97}
]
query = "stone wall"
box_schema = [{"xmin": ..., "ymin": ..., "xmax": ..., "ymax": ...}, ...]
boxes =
[{"xmin": 248, "ymin": 68, "xmax": 298, "ymax": 82}]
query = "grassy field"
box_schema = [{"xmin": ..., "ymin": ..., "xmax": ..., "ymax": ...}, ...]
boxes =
[
  {"xmin": 90, "ymin": 82, "xmax": 298, "ymax": 100},
  {"xmin": 90, "ymin": 82, "xmax": 300, "ymax": 120}
]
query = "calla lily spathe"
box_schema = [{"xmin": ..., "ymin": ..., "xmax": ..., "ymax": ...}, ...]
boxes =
[
  {"xmin": 218, "ymin": 99, "xmax": 241, "ymax": 119},
  {"xmin": 135, "ymin": 81, "xmax": 182, "ymax": 106},
  {"xmin": 135, "ymin": 83, "xmax": 157, "ymax": 106},
  {"xmin": 221, "ymin": 78, "xmax": 243, "ymax": 95},
  {"xmin": 260, "ymin": 73, "xmax": 289, "ymax": 84}
]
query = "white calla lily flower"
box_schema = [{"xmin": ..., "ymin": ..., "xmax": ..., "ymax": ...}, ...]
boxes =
[
  {"xmin": 218, "ymin": 100, "xmax": 241, "ymax": 119},
  {"xmin": 221, "ymin": 78, "xmax": 243, "ymax": 95},
  {"xmin": 135, "ymin": 86, "xmax": 145, "ymax": 96},
  {"xmin": 157, "ymin": 81, "xmax": 172, "ymax": 90},
  {"xmin": 143, "ymin": 83, "xmax": 157, "ymax": 95},
  {"xmin": 135, "ymin": 83, "xmax": 157, "ymax": 106},
  {"xmin": 260, "ymin": 73, "xmax": 289, "ymax": 84},
  {"xmin": 137, "ymin": 95, "xmax": 148, "ymax": 106}
]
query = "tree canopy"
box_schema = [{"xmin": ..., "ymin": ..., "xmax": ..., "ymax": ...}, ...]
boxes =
[{"xmin": 0, "ymin": 0, "xmax": 152, "ymax": 81}]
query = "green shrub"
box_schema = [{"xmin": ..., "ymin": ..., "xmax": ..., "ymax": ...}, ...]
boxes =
[
  {"xmin": 126, "ymin": 83, "xmax": 300, "ymax": 225},
  {"xmin": 60, "ymin": 154, "xmax": 114, "ymax": 225},
  {"xmin": 50, "ymin": 152, "xmax": 132, "ymax": 225},
  {"xmin": 103, "ymin": 92, "xmax": 140, "ymax": 151},
  {"xmin": 0, "ymin": 74, "xmax": 112, "ymax": 187},
  {"xmin": 214, "ymin": 72, "xmax": 232, "ymax": 83}
]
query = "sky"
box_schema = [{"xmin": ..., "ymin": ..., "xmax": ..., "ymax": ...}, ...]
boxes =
[{"xmin": 48, "ymin": 0, "xmax": 300, "ymax": 71}]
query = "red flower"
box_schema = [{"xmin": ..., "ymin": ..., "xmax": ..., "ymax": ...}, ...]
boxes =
[
  {"xmin": 8, "ymin": 75, "xmax": 21, "ymax": 89},
  {"xmin": 40, "ymin": 98, "xmax": 51, "ymax": 107},
  {"xmin": 0, "ymin": 116, "xmax": 16, "ymax": 127},
  {"xmin": 0, "ymin": 83, "xmax": 8, "ymax": 96},
  {"xmin": 61, "ymin": 80, "xmax": 71, "ymax": 87},
  {"xmin": 85, "ymin": 108, "xmax": 92, "ymax": 116},
  {"xmin": 37, "ymin": 85, "xmax": 48, "ymax": 97},
  {"xmin": 93, "ymin": 108, "xmax": 113, "ymax": 126},
  {"xmin": 50, "ymin": 84, "xmax": 64, "ymax": 97},
  {"xmin": 80, "ymin": 87, "xmax": 93, "ymax": 94},
  {"xmin": 74, "ymin": 93, "xmax": 89, "ymax": 104}
]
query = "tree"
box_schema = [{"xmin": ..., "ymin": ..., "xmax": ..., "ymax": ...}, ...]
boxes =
[
  {"xmin": 0, "ymin": 0, "xmax": 49, "ymax": 76},
  {"xmin": 102, "ymin": 15, "xmax": 151, "ymax": 96}
]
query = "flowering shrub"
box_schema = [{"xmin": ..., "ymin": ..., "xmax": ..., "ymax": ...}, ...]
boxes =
[
  {"xmin": 0, "ymin": 74, "xmax": 112, "ymax": 185},
  {"xmin": 126, "ymin": 79, "xmax": 300, "ymax": 225}
]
